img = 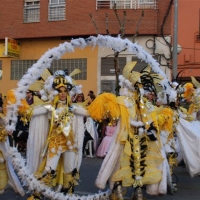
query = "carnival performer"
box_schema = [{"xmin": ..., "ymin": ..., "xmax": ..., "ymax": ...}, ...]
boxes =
[
  {"xmin": 88, "ymin": 62, "xmax": 165, "ymax": 200},
  {"xmin": 146, "ymin": 105, "xmax": 178, "ymax": 196},
  {"xmin": 148, "ymin": 77, "xmax": 200, "ymax": 195},
  {"xmin": 175, "ymin": 77, "xmax": 200, "ymax": 178},
  {"xmin": 0, "ymin": 80, "xmax": 30, "ymax": 196},
  {"xmin": 145, "ymin": 80, "xmax": 183, "ymax": 196},
  {"xmin": 27, "ymin": 69, "xmax": 88, "ymax": 199}
]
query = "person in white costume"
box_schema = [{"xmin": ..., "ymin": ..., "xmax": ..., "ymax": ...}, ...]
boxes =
[{"xmin": 27, "ymin": 69, "xmax": 88, "ymax": 199}]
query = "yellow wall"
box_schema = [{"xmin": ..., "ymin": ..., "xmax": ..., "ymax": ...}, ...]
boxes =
[{"xmin": 0, "ymin": 38, "xmax": 98, "ymax": 97}]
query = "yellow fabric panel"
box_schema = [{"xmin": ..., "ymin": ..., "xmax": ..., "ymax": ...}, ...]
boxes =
[
  {"xmin": 117, "ymin": 104, "xmax": 130, "ymax": 143},
  {"xmin": 112, "ymin": 166, "xmax": 133, "ymax": 182},
  {"xmin": 188, "ymin": 103, "xmax": 194, "ymax": 115},
  {"xmin": 120, "ymin": 152, "xmax": 131, "ymax": 168},
  {"xmin": 0, "ymin": 151, "xmax": 8, "ymax": 190},
  {"xmin": 116, "ymin": 96, "xmax": 136, "ymax": 120},
  {"xmin": 142, "ymin": 167, "xmax": 162, "ymax": 185},
  {"xmin": 124, "ymin": 140, "xmax": 132, "ymax": 156}
]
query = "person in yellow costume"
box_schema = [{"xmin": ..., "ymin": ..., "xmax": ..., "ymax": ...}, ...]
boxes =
[
  {"xmin": 146, "ymin": 105, "xmax": 178, "ymax": 196},
  {"xmin": 28, "ymin": 70, "xmax": 88, "ymax": 199},
  {"xmin": 175, "ymin": 77, "xmax": 200, "ymax": 178},
  {"xmin": 0, "ymin": 70, "xmax": 29, "ymax": 197},
  {"xmin": 87, "ymin": 62, "xmax": 164, "ymax": 200}
]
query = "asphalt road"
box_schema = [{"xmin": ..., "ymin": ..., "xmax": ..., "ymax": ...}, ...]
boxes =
[{"xmin": 1, "ymin": 156, "xmax": 200, "ymax": 200}]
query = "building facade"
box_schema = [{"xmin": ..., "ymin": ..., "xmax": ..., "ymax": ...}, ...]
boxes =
[
  {"xmin": 0, "ymin": 0, "xmax": 172, "ymax": 95},
  {"xmin": 175, "ymin": 0, "xmax": 200, "ymax": 80}
]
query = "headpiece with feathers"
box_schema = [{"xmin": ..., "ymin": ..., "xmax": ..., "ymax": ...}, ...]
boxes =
[
  {"xmin": 140, "ymin": 65, "xmax": 164, "ymax": 98},
  {"xmin": 29, "ymin": 68, "xmax": 82, "ymax": 102},
  {"xmin": 157, "ymin": 70, "xmax": 184, "ymax": 106},
  {"xmin": 40, "ymin": 69, "xmax": 82, "ymax": 100}
]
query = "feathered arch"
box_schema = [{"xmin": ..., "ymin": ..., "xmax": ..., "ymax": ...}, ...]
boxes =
[{"xmin": 5, "ymin": 35, "xmax": 171, "ymax": 131}]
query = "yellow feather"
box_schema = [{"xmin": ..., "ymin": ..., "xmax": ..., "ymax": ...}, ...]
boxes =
[
  {"xmin": 87, "ymin": 93, "xmax": 120, "ymax": 122},
  {"xmin": 191, "ymin": 76, "xmax": 200, "ymax": 88},
  {"xmin": 183, "ymin": 83, "xmax": 194, "ymax": 99},
  {"xmin": 122, "ymin": 61, "xmax": 137, "ymax": 79},
  {"xmin": 69, "ymin": 69, "xmax": 81, "ymax": 77},
  {"xmin": 29, "ymin": 80, "xmax": 44, "ymax": 91},
  {"xmin": 157, "ymin": 107, "xmax": 174, "ymax": 133},
  {"xmin": 41, "ymin": 69, "xmax": 52, "ymax": 81}
]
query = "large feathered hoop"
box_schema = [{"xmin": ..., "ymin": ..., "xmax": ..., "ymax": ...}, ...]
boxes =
[{"xmin": 5, "ymin": 35, "xmax": 170, "ymax": 132}]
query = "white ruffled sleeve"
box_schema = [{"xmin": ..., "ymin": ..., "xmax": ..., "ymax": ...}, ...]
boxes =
[
  {"xmin": 72, "ymin": 105, "xmax": 89, "ymax": 116},
  {"xmin": 32, "ymin": 106, "xmax": 48, "ymax": 116}
]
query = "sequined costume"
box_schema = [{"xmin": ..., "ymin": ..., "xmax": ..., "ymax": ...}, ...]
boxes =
[
  {"xmin": 27, "ymin": 70, "xmax": 88, "ymax": 199},
  {"xmin": 87, "ymin": 62, "xmax": 166, "ymax": 200}
]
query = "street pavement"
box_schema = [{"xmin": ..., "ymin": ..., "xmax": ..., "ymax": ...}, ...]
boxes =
[{"xmin": 1, "ymin": 156, "xmax": 200, "ymax": 200}]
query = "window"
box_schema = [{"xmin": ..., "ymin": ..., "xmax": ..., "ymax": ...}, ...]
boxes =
[
  {"xmin": 131, "ymin": 55, "xmax": 158, "ymax": 72},
  {"xmin": 48, "ymin": 0, "xmax": 66, "ymax": 21},
  {"xmin": 11, "ymin": 59, "xmax": 87, "ymax": 80},
  {"xmin": 101, "ymin": 80, "xmax": 116, "ymax": 93},
  {"xmin": 11, "ymin": 60, "xmax": 36, "ymax": 80},
  {"xmin": 101, "ymin": 57, "xmax": 126, "ymax": 76},
  {"xmin": 24, "ymin": 0, "xmax": 40, "ymax": 23},
  {"xmin": 138, "ymin": 0, "xmax": 156, "ymax": 9},
  {"xmin": 96, "ymin": 1, "xmax": 110, "ymax": 9},
  {"xmin": 50, "ymin": 59, "xmax": 87, "ymax": 80},
  {"xmin": 96, "ymin": 0, "xmax": 157, "ymax": 10}
]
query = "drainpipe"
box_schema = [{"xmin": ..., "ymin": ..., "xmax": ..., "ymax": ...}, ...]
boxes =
[{"xmin": 172, "ymin": 0, "xmax": 178, "ymax": 80}]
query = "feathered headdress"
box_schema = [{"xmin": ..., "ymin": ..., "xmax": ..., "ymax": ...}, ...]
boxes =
[
  {"xmin": 140, "ymin": 65, "xmax": 164, "ymax": 97},
  {"xmin": 36, "ymin": 68, "xmax": 82, "ymax": 101},
  {"xmin": 122, "ymin": 62, "xmax": 141, "ymax": 85},
  {"xmin": 52, "ymin": 70, "xmax": 73, "ymax": 90}
]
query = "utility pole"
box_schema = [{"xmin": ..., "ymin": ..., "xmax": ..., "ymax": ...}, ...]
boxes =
[{"xmin": 172, "ymin": 0, "xmax": 178, "ymax": 80}]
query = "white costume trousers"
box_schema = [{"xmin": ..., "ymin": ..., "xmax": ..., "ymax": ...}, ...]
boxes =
[{"xmin": 45, "ymin": 151, "xmax": 77, "ymax": 173}]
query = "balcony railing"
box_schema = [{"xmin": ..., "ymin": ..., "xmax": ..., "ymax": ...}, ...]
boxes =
[{"xmin": 96, "ymin": 0, "xmax": 157, "ymax": 10}]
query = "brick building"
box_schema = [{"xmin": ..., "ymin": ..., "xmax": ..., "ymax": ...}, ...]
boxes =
[
  {"xmin": 175, "ymin": 0, "xmax": 200, "ymax": 80},
  {"xmin": 0, "ymin": 0, "xmax": 172, "ymax": 95}
]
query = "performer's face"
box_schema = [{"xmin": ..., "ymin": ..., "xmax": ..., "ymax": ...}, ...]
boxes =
[{"xmin": 58, "ymin": 86, "xmax": 68, "ymax": 101}]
